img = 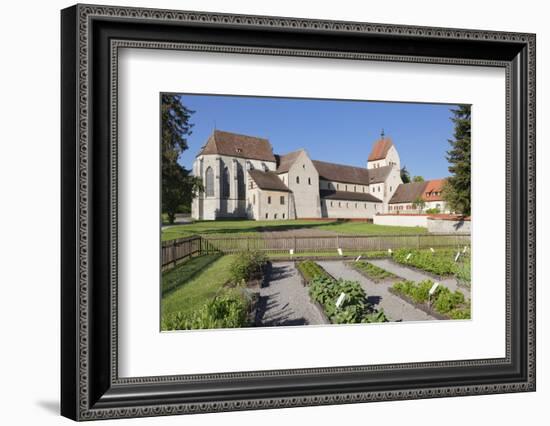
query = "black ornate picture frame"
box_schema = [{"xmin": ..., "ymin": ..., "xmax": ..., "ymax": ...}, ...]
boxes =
[{"xmin": 61, "ymin": 4, "xmax": 536, "ymax": 421}]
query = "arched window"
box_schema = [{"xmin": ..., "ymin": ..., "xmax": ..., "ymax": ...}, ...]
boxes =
[
  {"xmin": 222, "ymin": 166, "xmax": 230, "ymax": 198},
  {"xmin": 236, "ymin": 163, "xmax": 245, "ymax": 200},
  {"xmin": 205, "ymin": 167, "xmax": 214, "ymax": 197}
]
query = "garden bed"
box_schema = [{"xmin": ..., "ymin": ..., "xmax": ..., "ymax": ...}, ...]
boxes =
[
  {"xmin": 346, "ymin": 260, "xmax": 399, "ymax": 283},
  {"xmin": 389, "ymin": 280, "xmax": 470, "ymax": 320},
  {"xmin": 393, "ymin": 249, "xmax": 458, "ymax": 276},
  {"xmin": 308, "ymin": 276, "xmax": 388, "ymax": 324},
  {"xmin": 295, "ymin": 260, "xmax": 336, "ymax": 286}
]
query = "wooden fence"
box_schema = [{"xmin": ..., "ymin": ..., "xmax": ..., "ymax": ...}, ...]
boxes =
[
  {"xmin": 161, "ymin": 234, "xmax": 471, "ymax": 269},
  {"xmin": 203, "ymin": 234, "xmax": 471, "ymax": 254},
  {"xmin": 161, "ymin": 236, "xmax": 202, "ymax": 269}
]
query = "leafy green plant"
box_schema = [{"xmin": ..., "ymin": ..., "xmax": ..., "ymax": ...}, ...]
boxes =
[
  {"xmin": 309, "ymin": 277, "xmax": 387, "ymax": 324},
  {"xmin": 229, "ymin": 250, "xmax": 268, "ymax": 284},
  {"xmin": 391, "ymin": 279, "xmax": 469, "ymax": 319},
  {"xmin": 352, "ymin": 261, "xmax": 396, "ymax": 282},
  {"xmin": 162, "ymin": 293, "xmax": 250, "ymax": 330},
  {"xmin": 393, "ymin": 249, "xmax": 462, "ymax": 276},
  {"xmin": 296, "ymin": 260, "xmax": 332, "ymax": 283}
]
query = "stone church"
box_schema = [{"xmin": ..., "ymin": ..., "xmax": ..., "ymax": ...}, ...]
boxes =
[{"xmin": 191, "ymin": 130, "xmax": 447, "ymax": 220}]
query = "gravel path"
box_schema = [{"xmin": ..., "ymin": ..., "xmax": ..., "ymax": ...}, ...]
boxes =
[
  {"xmin": 318, "ymin": 261, "xmax": 436, "ymax": 322},
  {"xmin": 256, "ymin": 262, "xmax": 328, "ymax": 327},
  {"xmin": 368, "ymin": 259, "xmax": 470, "ymax": 300}
]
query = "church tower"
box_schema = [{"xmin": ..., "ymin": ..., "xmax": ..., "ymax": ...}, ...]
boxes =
[{"xmin": 367, "ymin": 131, "xmax": 401, "ymax": 170}]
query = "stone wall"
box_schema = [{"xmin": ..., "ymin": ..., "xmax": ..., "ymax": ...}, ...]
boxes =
[
  {"xmin": 373, "ymin": 214, "xmax": 429, "ymax": 228},
  {"xmin": 427, "ymin": 217, "xmax": 471, "ymax": 234}
]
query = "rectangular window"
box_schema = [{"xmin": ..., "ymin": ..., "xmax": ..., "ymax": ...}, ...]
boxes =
[
  {"xmin": 274, "ymin": 213, "xmax": 278, "ymax": 219},
  {"xmin": 330, "ymin": 201, "xmax": 333, "ymax": 207},
  {"xmin": 249, "ymin": 181, "xmax": 253, "ymax": 189},
  {"xmin": 265, "ymin": 213, "xmax": 268, "ymax": 219},
  {"xmin": 282, "ymin": 213, "xmax": 285, "ymax": 219},
  {"xmin": 296, "ymin": 176, "xmax": 300, "ymax": 184},
  {"xmin": 308, "ymin": 177, "xmax": 311, "ymax": 185},
  {"xmin": 267, "ymin": 196, "xmax": 271, "ymax": 204},
  {"xmin": 280, "ymin": 196, "xmax": 285, "ymax": 205}
]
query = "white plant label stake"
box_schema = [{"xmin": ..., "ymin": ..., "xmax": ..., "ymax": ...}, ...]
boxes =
[
  {"xmin": 455, "ymin": 252, "xmax": 461, "ymax": 262},
  {"xmin": 355, "ymin": 255, "xmax": 362, "ymax": 262},
  {"xmin": 406, "ymin": 253, "xmax": 412, "ymax": 261},
  {"xmin": 463, "ymin": 245, "xmax": 468, "ymax": 253},
  {"xmin": 428, "ymin": 282, "xmax": 440, "ymax": 309},
  {"xmin": 430, "ymin": 247, "xmax": 435, "ymax": 253},
  {"xmin": 429, "ymin": 282, "xmax": 440, "ymax": 296},
  {"xmin": 388, "ymin": 248, "xmax": 393, "ymax": 255},
  {"xmin": 289, "ymin": 249, "xmax": 294, "ymax": 256},
  {"xmin": 335, "ymin": 292, "xmax": 346, "ymax": 309},
  {"xmin": 337, "ymin": 248, "xmax": 343, "ymax": 256}
]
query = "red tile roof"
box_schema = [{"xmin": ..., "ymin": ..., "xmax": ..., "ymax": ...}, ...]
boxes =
[
  {"xmin": 422, "ymin": 178, "xmax": 447, "ymax": 201},
  {"xmin": 368, "ymin": 138, "xmax": 393, "ymax": 161},
  {"xmin": 198, "ymin": 130, "xmax": 276, "ymax": 162}
]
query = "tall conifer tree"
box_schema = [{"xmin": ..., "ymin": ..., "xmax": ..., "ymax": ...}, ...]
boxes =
[
  {"xmin": 443, "ymin": 105, "xmax": 471, "ymax": 215},
  {"xmin": 161, "ymin": 94, "xmax": 201, "ymax": 224}
]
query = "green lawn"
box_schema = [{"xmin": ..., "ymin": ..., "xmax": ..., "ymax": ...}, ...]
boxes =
[
  {"xmin": 162, "ymin": 219, "xmax": 427, "ymax": 241},
  {"xmin": 161, "ymin": 254, "xmax": 235, "ymax": 318}
]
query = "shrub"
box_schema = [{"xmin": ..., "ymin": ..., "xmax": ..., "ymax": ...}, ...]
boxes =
[
  {"xmin": 162, "ymin": 293, "xmax": 250, "ymax": 330},
  {"xmin": 229, "ymin": 250, "xmax": 268, "ymax": 284},
  {"xmin": 425, "ymin": 208, "xmax": 441, "ymax": 214},
  {"xmin": 309, "ymin": 277, "xmax": 387, "ymax": 324},
  {"xmin": 296, "ymin": 260, "xmax": 331, "ymax": 283}
]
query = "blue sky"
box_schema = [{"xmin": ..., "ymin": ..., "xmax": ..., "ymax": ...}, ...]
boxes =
[{"xmin": 173, "ymin": 94, "xmax": 463, "ymax": 180}]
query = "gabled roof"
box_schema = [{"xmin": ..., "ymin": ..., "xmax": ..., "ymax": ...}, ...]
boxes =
[
  {"xmin": 248, "ymin": 169, "xmax": 290, "ymax": 192},
  {"xmin": 422, "ymin": 178, "xmax": 447, "ymax": 201},
  {"xmin": 320, "ymin": 190, "xmax": 383, "ymax": 203},
  {"xmin": 197, "ymin": 130, "xmax": 276, "ymax": 162},
  {"xmin": 389, "ymin": 181, "xmax": 428, "ymax": 204},
  {"xmin": 367, "ymin": 165, "xmax": 393, "ymax": 184},
  {"xmin": 312, "ymin": 160, "xmax": 370, "ymax": 185},
  {"xmin": 275, "ymin": 150, "xmax": 304, "ymax": 173},
  {"xmin": 368, "ymin": 138, "xmax": 393, "ymax": 161}
]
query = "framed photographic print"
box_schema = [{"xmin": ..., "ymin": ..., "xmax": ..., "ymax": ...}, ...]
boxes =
[{"xmin": 61, "ymin": 4, "xmax": 536, "ymax": 421}]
